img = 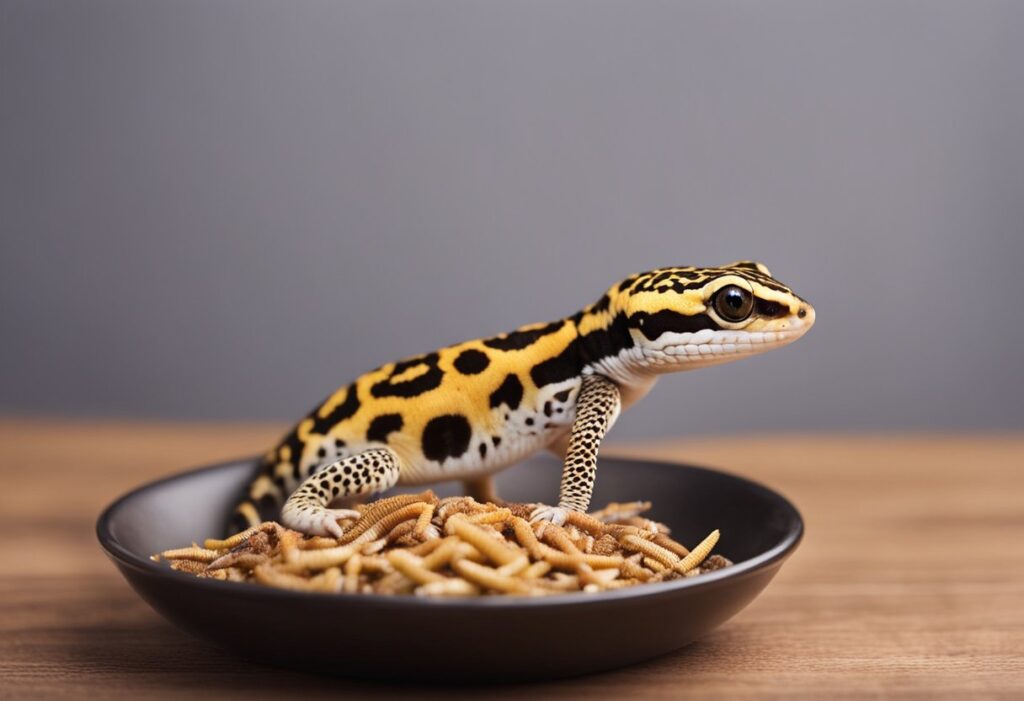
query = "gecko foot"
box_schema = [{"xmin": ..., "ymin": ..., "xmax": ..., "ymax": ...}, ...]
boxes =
[
  {"xmin": 281, "ymin": 507, "xmax": 359, "ymax": 538},
  {"xmin": 529, "ymin": 504, "xmax": 569, "ymax": 526}
]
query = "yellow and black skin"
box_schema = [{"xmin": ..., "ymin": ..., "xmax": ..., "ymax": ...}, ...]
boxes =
[{"xmin": 231, "ymin": 261, "xmax": 815, "ymax": 536}]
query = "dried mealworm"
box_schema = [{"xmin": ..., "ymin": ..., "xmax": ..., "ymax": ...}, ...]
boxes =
[
  {"xmin": 653, "ymin": 532, "xmax": 690, "ymax": 557},
  {"xmin": 564, "ymin": 510, "xmax": 608, "ymax": 536},
  {"xmin": 620, "ymin": 534, "xmax": 680, "ymax": 568},
  {"xmin": 343, "ymin": 553, "xmax": 362, "ymax": 593},
  {"xmin": 159, "ymin": 546, "xmax": 221, "ymax": 562},
  {"xmin": 675, "ymin": 529, "xmax": 720, "ymax": 574},
  {"xmin": 203, "ymin": 525, "xmax": 261, "ymax": 550},
  {"xmin": 643, "ymin": 556, "xmax": 668, "ymax": 573},
  {"xmin": 169, "ymin": 559, "xmax": 209, "ymax": 574},
  {"xmin": 466, "ymin": 508, "xmax": 512, "ymax": 526},
  {"xmin": 387, "ymin": 550, "xmax": 446, "ymax": 585},
  {"xmin": 384, "ymin": 519, "xmax": 417, "ymax": 544},
  {"xmin": 510, "ymin": 517, "xmax": 545, "ymax": 559},
  {"xmin": 494, "ymin": 554, "xmax": 530, "ymax": 578},
  {"xmin": 208, "ymin": 552, "xmax": 270, "ymax": 571},
  {"xmin": 415, "ymin": 579, "xmax": 479, "ymax": 597},
  {"xmin": 452, "ymin": 559, "xmax": 530, "ymax": 595},
  {"xmin": 339, "ymin": 492, "xmax": 435, "ymax": 544},
  {"xmin": 344, "ymin": 503, "xmax": 431, "ymax": 546},
  {"xmin": 445, "ymin": 515, "xmax": 520, "ymax": 566},
  {"xmin": 413, "ymin": 503, "xmax": 436, "ymax": 538},
  {"xmin": 281, "ymin": 543, "xmax": 359, "ymax": 571},
  {"xmin": 405, "ymin": 538, "xmax": 446, "ymax": 557},
  {"xmin": 539, "ymin": 523, "xmax": 583, "ymax": 556},
  {"xmin": 358, "ymin": 555, "xmax": 394, "ymax": 574},
  {"xmin": 619, "ymin": 556, "xmax": 653, "ymax": 582},
  {"xmin": 521, "ymin": 560, "xmax": 552, "ymax": 579},
  {"xmin": 588, "ymin": 501, "xmax": 652, "ymax": 522},
  {"xmin": 359, "ymin": 537, "xmax": 388, "ymax": 555},
  {"xmin": 254, "ymin": 563, "xmax": 339, "ymax": 593},
  {"xmin": 419, "ymin": 537, "xmax": 464, "ymax": 570},
  {"xmin": 539, "ymin": 544, "xmax": 623, "ymax": 571}
]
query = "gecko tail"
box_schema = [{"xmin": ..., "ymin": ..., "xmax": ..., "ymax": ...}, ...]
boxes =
[
  {"xmin": 227, "ymin": 501, "xmax": 263, "ymax": 534},
  {"xmin": 225, "ymin": 457, "xmax": 286, "ymax": 536}
]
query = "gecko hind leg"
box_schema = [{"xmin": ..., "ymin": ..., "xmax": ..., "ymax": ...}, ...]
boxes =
[
  {"xmin": 462, "ymin": 475, "xmax": 504, "ymax": 505},
  {"xmin": 281, "ymin": 447, "xmax": 402, "ymax": 537}
]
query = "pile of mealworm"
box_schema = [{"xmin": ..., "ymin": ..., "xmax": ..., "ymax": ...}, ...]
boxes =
[{"xmin": 153, "ymin": 492, "xmax": 731, "ymax": 596}]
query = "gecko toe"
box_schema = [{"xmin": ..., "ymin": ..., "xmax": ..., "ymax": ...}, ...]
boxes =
[{"xmin": 529, "ymin": 504, "xmax": 569, "ymax": 526}]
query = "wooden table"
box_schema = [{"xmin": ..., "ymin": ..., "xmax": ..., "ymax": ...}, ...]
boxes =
[{"xmin": 1, "ymin": 420, "xmax": 1021, "ymax": 699}]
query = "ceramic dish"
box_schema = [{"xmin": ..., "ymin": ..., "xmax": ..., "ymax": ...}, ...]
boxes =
[{"xmin": 97, "ymin": 454, "xmax": 802, "ymax": 681}]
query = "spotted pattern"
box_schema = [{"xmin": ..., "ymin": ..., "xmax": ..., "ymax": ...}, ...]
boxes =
[
  {"xmin": 366, "ymin": 413, "xmax": 403, "ymax": 443},
  {"xmin": 421, "ymin": 414, "xmax": 473, "ymax": 463},
  {"xmin": 489, "ymin": 373, "xmax": 524, "ymax": 409},
  {"xmin": 280, "ymin": 447, "xmax": 402, "ymax": 536},
  {"xmin": 370, "ymin": 353, "xmax": 444, "ymax": 398},
  {"xmin": 453, "ymin": 348, "xmax": 490, "ymax": 374},
  {"xmin": 557, "ymin": 374, "xmax": 621, "ymax": 513},
  {"xmin": 624, "ymin": 262, "xmax": 792, "ymax": 296}
]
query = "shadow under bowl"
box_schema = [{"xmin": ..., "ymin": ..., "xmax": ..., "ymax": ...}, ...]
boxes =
[{"xmin": 97, "ymin": 454, "xmax": 802, "ymax": 682}]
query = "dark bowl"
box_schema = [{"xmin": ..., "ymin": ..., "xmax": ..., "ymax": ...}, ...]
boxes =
[{"xmin": 97, "ymin": 454, "xmax": 802, "ymax": 682}]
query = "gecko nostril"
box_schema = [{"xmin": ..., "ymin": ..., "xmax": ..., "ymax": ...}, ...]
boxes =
[{"xmin": 797, "ymin": 308, "xmax": 807, "ymax": 319}]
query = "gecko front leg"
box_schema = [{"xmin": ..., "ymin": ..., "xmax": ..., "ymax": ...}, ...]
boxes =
[{"xmin": 531, "ymin": 373, "xmax": 621, "ymax": 525}]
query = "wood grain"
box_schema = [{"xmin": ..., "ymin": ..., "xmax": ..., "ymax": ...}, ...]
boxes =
[{"xmin": 1, "ymin": 419, "xmax": 1021, "ymax": 699}]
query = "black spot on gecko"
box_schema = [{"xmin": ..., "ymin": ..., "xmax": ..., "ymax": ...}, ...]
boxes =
[
  {"xmin": 478, "ymin": 443, "xmax": 487, "ymax": 459},
  {"xmin": 483, "ymin": 320, "xmax": 565, "ymax": 351},
  {"xmin": 367, "ymin": 413, "xmax": 404, "ymax": 443},
  {"xmin": 618, "ymin": 274, "xmax": 641, "ymax": 292},
  {"xmin": 489, "ymin": 373, "xmax": 523, "ymax": 410},
  {"xmin": 554, "ymin": 389, "xmax": 571, "ymax": 402},
  {"xmin": 453, "ymin": 348, "xmax": 490, "ymax": 375},
  {"xmin": 543, "ymin": 401, "xmax": 553, "ymax": 417},
  {"xmin": 307, "ymin": 384, "xmax": 361, "ymax": 439},
  {"xmin": 588, "ymin": 294, "xmax": 611, "ymax": 313},
  {"xmin": 530, "ymin": 339, "xmax": 583, "ymax": 387},
  {"xmin": 371, "ymin": 353, "xmax": 444, "ymax": 398},
  {"xmin": 422, "ymin": 414, "xmax": 472, "ymax": 463}
]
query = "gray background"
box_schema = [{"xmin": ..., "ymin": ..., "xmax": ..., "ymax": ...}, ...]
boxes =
[{"xmin": 2, "ymin": 1, "xmax": 1022, "ymax": 438}]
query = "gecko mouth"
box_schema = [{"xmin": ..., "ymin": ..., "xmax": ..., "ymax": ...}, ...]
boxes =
[{"xmin": 642, "ymin": 323, "xmax": 812, "ymax": 367}]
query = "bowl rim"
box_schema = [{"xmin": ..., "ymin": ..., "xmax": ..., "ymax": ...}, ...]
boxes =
[{"xmin": 97, "ymin": 455, "xmax": 803, "ymax": 609}]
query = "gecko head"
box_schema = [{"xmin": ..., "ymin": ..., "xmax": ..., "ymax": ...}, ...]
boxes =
[{"xmin": 615, "ymin": 261, "xmax": 815, "ymax": 373}]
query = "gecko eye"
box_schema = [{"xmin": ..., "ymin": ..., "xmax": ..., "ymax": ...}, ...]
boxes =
[{"xmin": 713, "ymin": 285, "xmax": 754, "ymax": 323}]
